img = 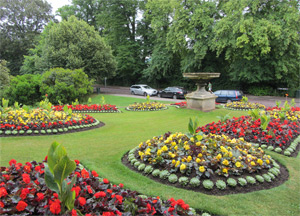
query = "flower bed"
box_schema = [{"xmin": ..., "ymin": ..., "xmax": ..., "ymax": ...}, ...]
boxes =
[
  {"xmin": 126, "ymin": 102, "xmax": 167, "ymax": 111},
  {"xmin": 0, "ymin": 108, "xmax": 102, "ymax": 137},
  {"xmin": 225, "ymin": 101, "xmax": 265, "ymax": 110},
  {"xmin": 125, "ymin": 132, "xmax": 286, "ymax": 194},
  {"xmin": 170, "ymin": 101, "xmax": 187, "ymax": 108},
  {"xmin": 52, "ymin": 104, "xmax": 120, "ymax": 113},
  {"xmin": 0, "ymin": 159, "xmax": 199, "ymax": 215},
  {"xmin": 197, "ymin": 116, "xmax": 300, "ymax": 156}
]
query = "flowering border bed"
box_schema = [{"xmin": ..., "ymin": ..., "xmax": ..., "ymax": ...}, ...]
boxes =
[
  {"xmin": 197, "ymin": 116, "xmax": 300, "ymax": 156},
  {"xmin": 126, "ymin": 102, "xmax": 168, "ymax": 112},
  {"xmin": 225, "ymin": 101, "xmax": 266, "ymax": 111},
  {"xmin": 0, "ymin": 158, "xmax": 201, "ymax": 215},
  {"xmin": 123, "ymin": 132, "xmax": 287, "ymax": 195},
  {"xmin": 52, "ymin": 104, "xmax": 121, "ymax": 113}
]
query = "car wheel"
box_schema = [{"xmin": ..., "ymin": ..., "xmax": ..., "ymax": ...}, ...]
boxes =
[
  {"xmin": 173, "ymin": 94, "xmax": 177, "ymax": 100},
  {"xmin": 226, "ymin": 99, "xmax": 232, "ymax": 103},
  {"xmin": 131, "ymin": 91, "xmax": 135, "ymax": 95},
  {"xmin": 144, "ymin": 92, "xmax": 147, "ymax": 97},
  {"xmin": 158, "ymin": 94, "xmax": 161, "ymax": 98}
]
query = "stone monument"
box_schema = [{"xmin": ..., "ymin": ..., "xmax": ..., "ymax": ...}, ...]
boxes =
[{"xmin": 183, "ymin": 72, "xmax": 220, "ymax": 112}]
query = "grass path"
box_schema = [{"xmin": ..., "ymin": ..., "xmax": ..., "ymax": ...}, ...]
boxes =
[{"xmin": 0, "ymin": 95, "xmax": 299, "ymax": 215}]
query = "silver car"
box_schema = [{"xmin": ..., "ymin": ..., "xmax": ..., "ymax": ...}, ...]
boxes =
[{"xmin": 130, "ymin": 84, "xmax": 158, "ymax": 96}]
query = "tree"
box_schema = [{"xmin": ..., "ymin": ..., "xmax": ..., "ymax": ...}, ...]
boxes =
[
  {"xmin": 21, "ymin": 16, "xmax": 117, "ymax": 81},
  {"xmin": 0, "ymin": 0, "xmax": 54, "ymax": 75},
  {"xmin": 40, "ymin": 68, "xmax": 94, "ymax": 104},
  {"xmin": 0, "ymin": 60, "xmax": 11, "ymax": 98},
  {"xmin": 212, "ymin": 0, "xmax": 300, "ymax": 92}
]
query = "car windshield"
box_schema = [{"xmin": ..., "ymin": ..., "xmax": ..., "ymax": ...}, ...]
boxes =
[{"xmin": 143, "ymin": 86, "xmax": 152, "ymax": 89}]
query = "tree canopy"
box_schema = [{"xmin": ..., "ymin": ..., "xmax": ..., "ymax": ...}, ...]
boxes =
[{"xmin": 21, "ymin": 16, "xmax": 117, "ymax": 81}]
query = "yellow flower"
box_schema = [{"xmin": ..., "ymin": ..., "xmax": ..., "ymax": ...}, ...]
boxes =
[
  {"xmin": 187, "ymin": 156, "xmax": 192, "ymax": 162},
  {"xmin": 222, "ymin": 168, "xmax": 228, "ymax": 174},
  {"xmin": 199, "ymin": 166, "xmax": 205, "ymax": 172},
  {"xmin": 174, "ymin": 146, "xmax": 178, "ymax": 151},
  {"xmin": 161, "ymin": 145, "xmax": 168, "ymax": 152},
  {"xmin": 251, "ymin": 161, "xmax": 256, "ymax": 166},
  {"xmin": 171, "ymin": 142, "xmax": 176, "ymax": 146},
  {"xmin": 190, "ymin": 137, "xmax": 194, "ymax": 142},
  {"xmin": 180, "ymin": 164, "xmax": 186, "ymax": 171},
  {"xmin": 157, "ymin": 150, "xmax": 162, "ymax": 156},
  {"xmin": 184, "ymin": 145, "xmax": 190, "ymax": 150},
  {"xmin": 196, "ymin": 158, "xmax": 201, "ymax": 163},
  {"xmin": 175, "ymin": 161, "xmax": 180, "ymax": 167},
  {"xmin": 228, "ymin": 152, "xmax": 233, "ymax": 157},
  {"xmin": 196, "ymin": 142, "xmax": 201, "ymax": 146},
  {"xmin": 257, "ymin": 159, "xmax": 263, "ymax": 166},
  {"xmin": 222, "ymin": 160, "xmax": 229, "ymax": 166},
  {"xmin": 172, "ymin": 160, "xmax": 176, "ymax": 164},
  {"xmin": 198, "ymin": 153, "xmax": 202, "ymax": 158},
  {"xmin": 216, "ymin": 153, "xmax": 222, "ymax": 160},
  {"xmin": 181, "ymin": 158, "xmax": 186, "ymax": 162},
  {"xmin": 266, "ymin": 159, "xmax": 270, "ymax": 164},
  {"xmin": 171, "ymin": 154, "xmax": 176, "ymax": 158},
  {"xmin": 235, "ymin": 162, "xmax": 242, "ymax": 168}
]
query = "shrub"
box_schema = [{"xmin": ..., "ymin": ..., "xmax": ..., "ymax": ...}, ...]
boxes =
[
  {"xmin": 40, "ymin": 68, "xmax": 93, "ymax": 104},
  {"xmin": 159, "ymin": 170, "xmax": 170, "ymax": 180},
  {"xmin": 246, "ymin": 176, "xmax": 256, "ymax": 184},
  {"xmin": 227, "ymin": 178, "xmax": 237, "ymax": 187},
  {"xmin": 144, "ymin": 165, "xmax": 153, "ymax": 174},
  {"xmin": 203, "ymin": 180, "xmax": 214, "ymax": 190},
  {"xmin": 238, "ymin": 178, "xmax": 247, "ymax": 186},
  {"xmin": 168, "ymin": 174, "xmax": 178, "ymax": 183},
  {"xmin": 138, "ymin": 164, "xmax": 146, "ymax": 171},
  {"xmin": 216, "ymin": 180, "xmax": 226, "ymax": 190},
  {"xmin": 248, "ymin": 86, "xmax": 274, "ymax": 96},
  {"xmin": 152, "ymin": 169, "xmax": 160, "ymax": 177},
  {"xmin": 179, "ymin": 177, "xmax": 189, "ymax": 186},
  {"xmin": 189, "ymin": 178, "xmax": 201, "ymax": 187},
  {"xmin": 4, "ymin": 74, "xmax": 42, "ymax": 105},
  {"xmin": 256, "ymin": 175, "xmax": 265, "ymax": 183},
  {"xmin": 263, "ymin": 174, "xmax": 272, "ymax": 182},
  {"xmin": 134, "ymin": 161, "xmax": 141, "ymax": 168}
]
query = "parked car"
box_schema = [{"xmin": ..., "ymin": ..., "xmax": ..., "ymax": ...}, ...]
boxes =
[
  {"xmin": 214, "ymin": 90, "xmax": 243, "ymax": 103},
  {"xmin": 130, "ymin": 84, "xmax": 158, "ymax": 96},
  {"xmin": 158, "ymin": 87, "xmax": 187, "ymax": 99}
]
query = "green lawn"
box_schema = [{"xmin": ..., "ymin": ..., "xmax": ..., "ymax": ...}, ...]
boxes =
[{"xmin": 1, "ymin": 94, "xmax": 299, "ymax": 216}]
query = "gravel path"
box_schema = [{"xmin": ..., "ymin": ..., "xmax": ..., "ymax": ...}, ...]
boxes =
[{"xmin": 95, "ymin": 85, "xmax": 300, "ymax": 107}]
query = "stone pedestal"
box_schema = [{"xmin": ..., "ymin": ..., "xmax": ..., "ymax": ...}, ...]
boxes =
[{"xmin": 183, "ymin": 72, "xmax": 220, "ymax": 112}]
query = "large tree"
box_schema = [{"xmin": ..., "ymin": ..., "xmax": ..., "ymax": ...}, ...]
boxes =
[
  {"xmin": 21, "ymin": 16, "xmax": 117, "ymax": 81},
  {"xmin": 0, "ymin": 0, "xmax": 54, "ymax": 75}
]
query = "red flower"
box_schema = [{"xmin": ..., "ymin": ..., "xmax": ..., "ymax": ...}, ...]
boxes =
[
  {"xmin": 24, "ymin": 165, "xmax": 31, "ymax": 173},
  {"xmin": 44, "ymin": 155, "xmax": 48, "ymax": 162},
  {"xmin": 36, "ymin": 193, "xmax": 44, "ymax": 201},
  {"xmin": 0, "ymin": 187, "xmax": 8, "ymax": 198},
  {"xmin": 81, "ymin": 169, "xmax": 89, "ymax": 178},
  {"xmin": 92, "ymin": 170, "xmax": 98, "ymax": 177},
  {"xmin": 20, "ymin": 188, "xmax": 30, "ymax": 200},
  {"xmin": 74, "ymin": 172, "xmax": 81, "ymax": 177},
  {"xmin": 182, "ymin": 204, "xmax": 190, "ymax": 210},
  {"xmin": 103, "ymin": 178, "xmax": 109, "ymax": 184},
  {"xmin": 22, "ymin": 173, "xmax": 30, "ymax": 184},
  {"xmin": 72, "ymin": 209, "xmax": 77, "ymax": 216},
  {"xmin": 0, "ymin": 201, "xmax": 4, "ymax": 208},
  {"xmin": 78, "ymin": 197, "xmax": 86, "ymax": 206},
  {"xmin": 107, "ymin": 189, "xmax": 112, "ymax": 194},
  {"xmin": 9, "ymin": 159, "xmax": 17, "ymax": 166},
  {"xmin": 2, "ymin": 174, "xmax": 10, "ymax": 180},
  {"xmin": 50, "ymin": 199, "xmax": 61, "ymax": 215},
  {"xmin": 102, "ymin": 212, "xmax": 115, "ymax": 216},
  {"xmin": 168, "ymin": 207, "xmax": 175, "ymax": 212},
  {"xmin": 119, "ymin": 183, "xmax": 124, "ymax": 188},
  {"xmin": 86, "ymin": 185, "xmax": 93, "ymax": 194},
  {"xmin": 71, "ymin": 186, "xmax": 81, "ymax": 197},
  {"xmin": 115, "ymin": 195, "xmax": 123, "ymax": 204},
  {"xmin": 94, "ymin": 191, "xmax": 106, "ymax": 198},
  {"xmin": 16, "ymin": 200, "xmax": 28, "ymax": 211},
  {"xmin": 74, "ymin": 160, "xmax": 80, "ymax": 165}
]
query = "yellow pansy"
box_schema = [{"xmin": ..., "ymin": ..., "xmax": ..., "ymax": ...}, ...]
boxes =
[
  {"xmin": 187, "ymin": 156, "xmax": 192, "ymax": 162},
  {"xmin": 196, "ymin": 142, "xmax": 201, "ymax": 146},
  {"xmin": 216, "ymin": 153, "xmax": 222, "ymax": 160},
  {"xmin": 257, "ymin": 159, "xmax": 263, "ymax": 166},
  {"xmin": 190, "ymin": 137, "xmax": 194, "ymax": 142},
  {"xmin": 180, "ymin": 164, "xmax": 186, "ymax": 171},
  {"xmin": 251, "ymin": 161, "xmax": 256, "ymax": 166},
  {"xmin": 175, "ymin": 161, "xmax": 180, "ymax": 167},
  {"xmin": 222, "ymin": 160, "xmax": 229, "ymax": 166},
  {"xmin": 235, "ymin": 162, "xmax": 242, "ymax": 168},
  {"xmin": 222, "ymin": 168, "xmax": 228, "ymax": 174},
  {"xmin": 161, "ymin": 145, "xmax": 168, "ymax": 152},
  {"xmin": 184, "ymin": 145, "xmax": 190, "ymax": 150},
  {"xmin": 266, "ymin": 159, "xmax": 270, "ymax": 164},
  {"xmin": 199, "ymin": 166, "xmax": 205, "ymax": 173},
  {"xmin": 172, "ymin": 160, "xmax": 176, "ymax": 164},
  {"xmin": 157, "ymin": 150, "xmax": 162, "ymax": 156},
  {"xmin": 171, "ymin": 142, "xmax": 176, "ymax": 146},
  {"xmin": 174, "ymin": 146, "xmax": 178, "ymax": 151},
  {"xmin": 198, "ymin": 153, "xmax": 202, "ymax": 158},
  {"xmin": 196, "ymin": 158, "xmax": 201, "ymax": 163}
]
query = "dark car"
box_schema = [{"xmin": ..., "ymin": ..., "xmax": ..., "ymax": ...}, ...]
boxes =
[
  {"xmin": 214, "ymin": 90, "xmax": 243, "ymax": 103},
  {"xmin": 158, "ymin": 87, "xmax": 187, "ymax": 99}
]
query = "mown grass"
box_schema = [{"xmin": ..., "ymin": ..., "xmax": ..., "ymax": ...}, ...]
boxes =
[{"xmin": 1, "ymin": 94, "xmax": 299, "ymax": 216}]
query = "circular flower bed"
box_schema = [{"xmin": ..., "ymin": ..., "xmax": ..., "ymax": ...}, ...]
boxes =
[
  {"xmin": 0, "ymin": 159, "xmax": 198, "ymax": 215},
  {"xmin": 197, "ymin": 115, "xmax": 300, "ymax": 156},
  {"xmin": 126, "ymin": 102, "xmax": 167, "ymax": 111},
  {"xmin": 125, "ymin": 132, "xmax": 286, "ymax": 195},
  {"xmin": 225, "ymin": 101, "xmax": 265, "ymax": 110},
  {"xmin": 52, "ymin": 104, "xmax": 120, "ymax": 113},
  {"xmin": 0, "ymin": 108, "xmax": 102, "ymax": 137}
]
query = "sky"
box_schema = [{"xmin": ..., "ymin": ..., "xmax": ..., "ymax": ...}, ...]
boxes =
[{"xmin": 48, "ymin": 0, "xmax": 71, "ymax": 14}]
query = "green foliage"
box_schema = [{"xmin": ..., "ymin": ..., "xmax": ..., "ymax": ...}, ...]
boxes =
[
  {"xmin": 144, "ymin": 165, "xmax": 153, "ymax": 174},
  {"xmin": 248, "ymin": 86, "xmax": 274, "ymax": 96},
  {"xmin": 168, "ymin": 174, "xmax": 178, "ymax": 183},
  {"xmin": 246, "ymin": 176, "xmax": 256, "ymax": 185},
  {"xmin": 137, "ymin": 163, "xmax": 146, "ymax": 171},
  {"xmin": 238, "ymin": 178, "xmax": 247, "ymax": 186},
  {"xmin": 188, "ymin": 117, "xmax": 199, "ymax": 135},
  {"xmin": 159, "ymin": 170, "xmax": 170, "ymax": 180},
  {"xmin": 275, "ymin": 101, "xmax": 282, "ymax": 108},
  {"xmin": 21, "ymin": 16, "xmax": 116, "ymax": 82},
  {"xmin": 227, "ymin": 178, "xmax": 237, "ymax": 187},
  {"xmin": 40, "ymin": 68, "xmax": 93, "ymax": 104},
  {"xmin": 241, "ymin": 96, "xmax": 248, "ymax": 103},
  {"xmin": 152, "ymin": 169, "xmax": 160, "ymax": 177},
  {"xmin": 275, "ymin": 147, "xmax": 282, "ymax": 153},
  {"xmin": 262, "ymin": 174, "xmax": 272, "ymax": 182},
  {"xmin": 203, "ymin": 180, "xmax": 214, "ymax": 190},
  {"xmin": 0, "ymin": 60, "xmax": 10, "ymax": 98},
  {"xmin": 248, "ymin": 109, "xmax": 261, "ymax": 121},
  {"xmin": 189, "ymin": 177, "xmax": 201, "ymax": 187},
  {"xmin": 0, "ymin": 0, "xmax": 53, "ymax": 75},
  {"xmin": 88, "ymin": 97, "xmax": 93, "ymax": 105},
  {"xmin": 45, "ymin": 142, "xmax": 77, "ymax": 213},
  {"xmin": 216, "ymin": 180, "xmax": 226, "ymax": 190},
  {"xmin": 216, "ymin": 113, "xmax": 231, "ymax": 123},
  {"xmin": 268, "ymin": 173, "xmax": 276, "ymax": 180},
  {"xmin": 4, "ymin": 74, "xmax": 42, "ymax": 105},
  {"xmin": 260, "ymin": 114, "xmax": 271, "ymax": 131},
  {"xmin": 133, "ymin": 161, "xmax": 141, "ymax": 168},
  {"xmin": 178, "ymin": 176, "xmax": 189, "ymax": 186}
]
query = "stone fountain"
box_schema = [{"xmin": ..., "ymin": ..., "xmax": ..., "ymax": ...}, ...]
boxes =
[{"xmin": 183, "ymin": 72, "xmax": 220, "ymax": 112}]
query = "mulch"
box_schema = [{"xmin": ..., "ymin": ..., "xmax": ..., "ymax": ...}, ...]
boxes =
[{"xmin": 122, "ymin": 152, "xmax": 289, "ymax": 196}]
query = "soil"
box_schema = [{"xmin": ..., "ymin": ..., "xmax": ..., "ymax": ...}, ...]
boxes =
[
  {"xmin": 122, "ymin": 152, "xmax": 289, "ymax": 196},
  {"xmin": 0, "ymin": 122, "xmax": 105, "ymax": 137}
]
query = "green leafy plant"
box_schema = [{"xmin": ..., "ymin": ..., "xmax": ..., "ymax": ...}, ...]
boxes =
[
  {"xmin": 241, "ymin": 96, "xmax": 248, "ymax": 103},
  {"xmin": 138, "ymin": 164, "xmax": 146, "ymax": 171},
  {"xmin": 179, "ymin": 177, "xmax": 189, "ymax": 186},
  {"xmin": 146, "ymin": 95, "xmax": 150, "ymax": 104},
  {"xmin": 100, "ymin": 96, "xmax": 106, "ymax": 105},
  {"xmin": 216, "ymin": 113, "xmax": 231, "ymax": 123},
  {"xmin": 246, "ymin": 176, "xmax": 256, "ymax": 184},
  {"xmin": 216, "ymin": 180, "xmax": 226, "ymax": 190},
  {"xmin": 248, "ymin": 109, "xmax": 261, "ymax": 121},
  {"xmin": 44, "ymin": 142, "xmax": 77, "ymax": 213},
  {"xmin": 72, "ymin": 99, "xmax": 79, "ymax": 106},
  {"xmin": 189, "ymin": 178, "xmax": 201, "ymax": 187},
  {"xmin": 262, "ymin": 174, "xmax": 272, "ymax": 182},
  {"xmin": 260, "ymin": 113, "xmax": 271, "ymax": 130},
  {"xmin": 275, "ymin": 100, "xmax": 281, "ymax": 107},
  {"xmin": 168, "ymin": 174, "xmax": 178, "ymax": 183},
  {"xmin": 203, "ymin": 180, "xmax": 214, "ymax": 190},
  {"xmin": 188, "ymin": 117, "xmax": 199, "ymax": 135},
  {"xmin": 227, "ymin": 178, "xmax": 237, "ymax": 187},
  {"xmin": 159, "ymin": 170, "xmax": 170, "ymax": 179},
  {"xmin": 144, "ymin": 165, "xmax": 153, "ymax": 174},
  {"xmin": 255, "ymin": 175, "xmax": 265, "ymax": 183},
  {"xmin": 290, "ymin": 99, "xmax": 296, "ymax": 107},
  {"xmin": 238, "ymin": 178, "xmax": 247, "ymax": 186},
  {"xmin": 134, "ymin": 161, "xmax": 141, "ymax": 168},
  {"xmin": 152, "ymin": 169, "xmax": 160, "ymax": 177}
]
